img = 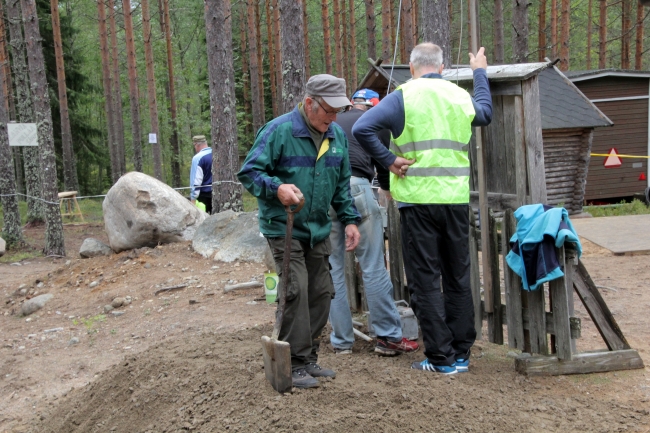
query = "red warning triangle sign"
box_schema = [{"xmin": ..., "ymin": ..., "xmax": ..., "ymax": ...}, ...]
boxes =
[{"xmin": 604, "ymin": 148, "xmax": 622, "ymax": 168}]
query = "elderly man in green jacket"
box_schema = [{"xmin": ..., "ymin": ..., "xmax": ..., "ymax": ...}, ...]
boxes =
[{"xmin": 238, "ymin": 74, "xmax": 361, "ymax": 389}]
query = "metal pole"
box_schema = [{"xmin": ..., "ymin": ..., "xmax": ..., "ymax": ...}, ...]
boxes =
[{"xmin": 469, "ymin": 0, "xmax": 493, "ymax": 313}]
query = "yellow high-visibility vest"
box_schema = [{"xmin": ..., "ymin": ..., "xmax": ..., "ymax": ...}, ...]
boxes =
[{"xmin": 391, "ymin": 78, "xmax": 475, "ymax": 204}]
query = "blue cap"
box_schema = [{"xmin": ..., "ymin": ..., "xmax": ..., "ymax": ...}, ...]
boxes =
[{"xmin": 351, "ymin": 89, "xmax": 380, "ymax": 101}]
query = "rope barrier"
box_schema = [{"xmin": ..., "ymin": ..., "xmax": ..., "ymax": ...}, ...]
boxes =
[{"xmin": 591, "ymin": 153, "xmax": 650, "ymax": 159}]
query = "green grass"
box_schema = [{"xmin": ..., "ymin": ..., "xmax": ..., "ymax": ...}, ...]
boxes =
[
  {"xmin": 584, "ymin": 199, "xmax": 650, "ymax": 217},
  {"xmin": 0, "ymin": 196, "xmax": 105, "ymax": 228}
]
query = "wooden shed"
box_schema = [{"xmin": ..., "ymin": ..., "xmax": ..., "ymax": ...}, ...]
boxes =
[
  {"xmin": 356, "ymin": 60, "xmax": 612, "ymax": 214},
  {"xmin": 566, "ymin": 70, "xmax": 650, "ymax": 202}
]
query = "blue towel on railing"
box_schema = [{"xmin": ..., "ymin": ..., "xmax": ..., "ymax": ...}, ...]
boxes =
[{"xmin": 505, "ymin": 204, "xmax": 582, "ymax": 291}]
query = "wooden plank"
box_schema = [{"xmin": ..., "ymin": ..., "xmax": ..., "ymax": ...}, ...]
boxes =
[
  {"xmin": 573, "ymin": 260, "xmax": 630, "ymax": 351},
  {"xmin": 522, "ymin": 76, "xmax": 548, "ymax": 204},
  {"xmin": 488, "ymin": 81, "xmax": 523, "ymax": 96},
  {"xmin": 503, "ymin": 209, "xmax": 524, "ymax": 350},
  {"xmin": 514, "ymin": 349, "xmax": 645, "ymax": 376},
  {"xmin": 477, "ymin": 123, "xmax": 493, "ymax": 313},
  {"xmin": 469, "ymin": 209, "xmax": 483, "ymax": 339},
  {"xmin": 527, "ymin": 286, "xmax": 548, "ymax": 355},
  {"xmin": 548, "ymin": 247, "xmax": 573, "ymax": 360},
  {"xmin": 564, "ymin": 245, "xmax": 578, "ymax": 352},
  {"xmin": 487, "ymin": 209, "xmax": 503, "ymax": 344},
  {"xmin": 513, "ymin": 95, "xmax": 529, "ymax": 206},
  {"xmin": 386, "ymin": 199, "xmax": 407, "ymax": 302}
]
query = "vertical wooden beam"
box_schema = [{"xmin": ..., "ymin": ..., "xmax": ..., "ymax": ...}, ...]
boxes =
[
  {"xmin": 469, "ymin": 209, "xmax": 483, "ymax": 339},
  {"xmin": 487, "ymin": 209, "xmax": 503, "ymax": 344},
  {"xmin": 549, "ymin": 246, "xmax": 572, "ymax": 360},
  {"xmin": 387, "ymin": 199, "xmax": 407, "ymax": 301},
  {"xmin": 504, "ymin": 209, "xmax": 525, "ymax": 350},
  {"xmin": 527, "ymin": 286, "xmax": 548, "ymax": 355},
  {"xmin": 513, "ymin": 95, "xmax": 529, "ymax": 205},
  {"xmin": 522, "ymin": 76, "xmax": 547, "ymax": 204}
]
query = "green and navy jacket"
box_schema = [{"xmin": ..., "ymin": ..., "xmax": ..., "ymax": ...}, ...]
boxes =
[{"xmin": 237, "ymin": 105, "xmax": 360, "ymax": 246}]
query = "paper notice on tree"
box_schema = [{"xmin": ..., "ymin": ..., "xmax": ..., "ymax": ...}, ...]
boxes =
[
  {"xmin": 8, "ymin": 123, "xmax": 38, "ymax": 147},
  {"xmin": 149, "ymin": 133, "xmax": 157, "ymax": 144}
]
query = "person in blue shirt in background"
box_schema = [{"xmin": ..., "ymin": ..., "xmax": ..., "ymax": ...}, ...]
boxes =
[{"xmin": 189, "ymin": 135, "xmax": 213, "ymax": 214}]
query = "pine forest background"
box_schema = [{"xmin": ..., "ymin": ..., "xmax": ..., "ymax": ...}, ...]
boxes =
[{"xmin": 2, "ymin": 0, "xmax": 650, "ymax": 197}]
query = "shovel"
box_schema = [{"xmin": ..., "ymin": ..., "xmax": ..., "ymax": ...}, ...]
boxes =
[{"xmin": 261, "ymin": 195, "xmax": 304, "ymax": 393}]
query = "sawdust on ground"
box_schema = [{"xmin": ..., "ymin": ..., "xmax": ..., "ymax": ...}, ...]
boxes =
[{"xmin": 1, "ymin": 225, "xmax": 649, "ymax": 433}]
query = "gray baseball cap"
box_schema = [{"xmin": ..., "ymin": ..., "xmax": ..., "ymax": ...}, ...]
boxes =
[{"xmin": 306, "ymin": 74, "xmax": 352, "ymax": 109}]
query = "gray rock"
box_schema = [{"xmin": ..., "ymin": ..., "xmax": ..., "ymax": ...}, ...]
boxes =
[
  {"xmin": 111, "ymin": 297, "xmax": 125, "ymax": 308},
  {"xmin": 0, "ymin": 236, "xmax": 5, "ymax": 257},
  {"xmin": 111, "ymin": 311, "xmax": 125, "ymax": 317},
  {"xmin": 103, "ymin": 304, "xmax": 114, "ymax": 313},
  {"xmin": 89, "ymin": 281, "xmax": 99, "ymax": 288},
  {"xmin": 192, "ymin": 211, "xmax": 275, "ymax": 270},
  {"xmin": 103, "ymin": 172, "xmax": 206, "ymax": 253},
  {"xmin": 21, "ymin": 294, "xmax": 53, "ymax": 316},
  {"xmin": 79, "ymin": 238, "xmax": 113, "ymax": 258},
  {"xmin": 69, "ymin": 337, "xmax": 80, "ymax": 345}
]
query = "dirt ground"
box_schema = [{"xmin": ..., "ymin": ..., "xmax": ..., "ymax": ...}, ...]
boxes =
[{"xmin": 1, "ymin": 223, "xmax": 649, "ymax": 433}]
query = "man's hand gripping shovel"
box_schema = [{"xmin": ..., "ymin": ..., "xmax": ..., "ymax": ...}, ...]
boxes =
[{"xmin": 261, "ymin": 195, "xmax": 304, "ymax": 393}]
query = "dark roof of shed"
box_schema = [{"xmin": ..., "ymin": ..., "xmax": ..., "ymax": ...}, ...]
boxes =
[
  {"xmin": 539, "ymin": 66, "xmax": 612, "ymax": 130},
  {"xmin": 565, "ymin": 69, "xmax": 650, "ymax": 81}
]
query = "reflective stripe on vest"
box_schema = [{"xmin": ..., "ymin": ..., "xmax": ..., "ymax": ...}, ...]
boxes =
[{"xmin": 391, "ymin": 78, "xmax": 475, "ymax": 204}]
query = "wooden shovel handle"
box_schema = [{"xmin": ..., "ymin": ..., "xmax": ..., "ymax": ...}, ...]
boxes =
[{"xmin": 272, "ymin": 196, "xmax": 305, "ymax": 340}]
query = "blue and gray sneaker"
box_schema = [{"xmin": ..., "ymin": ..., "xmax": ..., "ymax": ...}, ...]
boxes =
[
  {"xmin": 411, "ymin": 359, "xmax": 458, "ymax": 375},
  {"xmin": 454, "ymin": 358, "xmax": 469, "ymax": 372}
]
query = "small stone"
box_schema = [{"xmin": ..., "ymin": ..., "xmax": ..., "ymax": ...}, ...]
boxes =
[
  {"xmin": 69, "ymin": 337, "xmax": 80, "ymax": 345},
  {"xmin": 189, "ymin": 299, "xmax": 198, "ymax": 305},
  {"xmin": 144, "ymin": 263, "xmax": 151, "ymax": 269},
  {"xmin": 22, "ymin": 294, "xmax": 53, "ymax": 316},
  {"xmin": 104, "ymin": 305, "xmax": 114, "ymax": 313},
  {"xmin": 37, "ymin": 282, "xmax": 44, "ymax": 288},
  {"xmin": 111, "ymin": 311, "xmax": 125, "ymax": 317},
  {"xmin": 507, "ymin": 351, "xmax": 520, "ymax": 359},
  {"xmin": 111, "ymin": 298, "xmax": 125, "ymax": 308},
  {"xmin": 20, "ymin": 289, "xmax": 27, "ymax": 296},
  {"xmin": 65, "ymin": 260, "xmax": 71, "ymax": 266},
  {"xmin": 89, "ymin": 281, "xmax": 99, "ymax": 288},
  {"xmin": 10, "ymin": 262, "xmax": 21, "ymax": 266},
  {"xmin": 18, "ymin": 283, "xmax": 27, "ymax": 290}
]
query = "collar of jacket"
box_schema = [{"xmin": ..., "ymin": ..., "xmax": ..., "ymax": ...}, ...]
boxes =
[
  {"xmin": 290, "ymin": 105, "xmax": 337, "ymax": 140},
  {"xmin": 419, "ymin": 72, "xmax": 443, "ymax": 79}
]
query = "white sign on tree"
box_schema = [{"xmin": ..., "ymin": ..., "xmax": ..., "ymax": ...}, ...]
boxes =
[
  {"xmin": 148, "ymin": 133, "xmax": 157, "ymax": 144},
  {"xmin": 8, "ymin": 123, "xmax": 38, "ymax": 146}
]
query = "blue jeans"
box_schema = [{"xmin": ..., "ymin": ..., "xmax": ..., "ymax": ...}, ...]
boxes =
[{"xmin": 328, "ymin": 177, "xmax": 402, "ymax": 349}]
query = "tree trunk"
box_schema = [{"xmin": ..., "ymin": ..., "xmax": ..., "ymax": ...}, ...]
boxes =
[
  {"xmin": 0, "ymin": 16, "xmax": 23, "ymax": 246},
  {"xmin": 273, "ymin": 0, "xmax": 282, "ymax": 113},
  {"xmin": 512, "ymin": 0, "xmax": 529, "ymax": 63},
  {"xmin": 161, "ymin": 0, "xmax": 180, "ymax": 186},
  {"xmin": 381, "ymin": 0, "xmax": 391, "ymax": 62},
  {"xmin": 50, "ymin": 0, "xmax": 78, "ymax": 191},
  {"xmin": 5, "ymin": 0, "xmax": 42, "ymax": 223},
  {"xmin": 401, "ymin": 0, "xmax": 413, "ymax": 63},
  {"xmin": 141, "ymin": 0, "xmax": 163, "ymax": 180},
  {"xmin": 203, "ymin": 0, "xmax": 243, "ymax": 213},
  {"xmin": 349, "ymin": 0, "xmax": 357, "ymax": 88},
  {"xmin": 599, "ymin": 0, "xmax": 607, "ymax": 68},
  {"xmin": 559, "ymin": 0, "xmax": 569, "ymax": 71},
  {"xmin": 279, "ymin": 0, "xmax": 305, "ymax": 113},
  {"xmin": 635, "ymin": 2, "xmax": 644, "ymax": 70},
  {"xmin": 333, "ymin": 0, "xmax": 342, "ymax": 76},
  {"xmin": 391, "ymin": 0, "xmax": 397, "ymax": 61},
  {"xmin": 241, "ymin": 6, "xmax": 253, "ymax": 132},
  {"xmin": 21, "ymin": 0, "xmax": 65, "ymax": 256},
  {"xmin": 341, "ymin": 0, "xmax": 349, "ymax": 83},
  {"xmin": 587, "ymin": 0, "xmax": 592, "ymax": 68},
  {"xmin": 322, "ymin": 0, "xmax": 333, "ymax": 74},
  {"xmin": 122, "ymin": 0, "xmax": 143, "ymax": 172},
  {"xmin": 265, "ymin": 0, "xmax": 278, "ymax": 117},
  {"xmin": 97, "ymin": 0, "xmax": 118, "ymax": 184},
  {"xmin": 303, "ymin": 0, "xmax": 310, "ymax": 77},
  {"xmin": 622, "ymin": 0, "xmax": 631, "ymax": 69},
  {"xmin": 495, "ymin": 0, "xmax": 505, "ymax": 63},
  {"xmin": 365, "ymin": 0, "xmax": 376, "ymax": 60},
  {"xmin": 399, "ymin": 1, "xmax": 406, "ymax": 63},
  {"xmin": 246, "ymin": 0, "xmax": 263, "ymax": 133},
  {"xmin": 254, "ymin": 0, "xmax": 264, "ymax": 122},
  {"xmin": 551, "ymin": 0, "xmax": 558, "ymax": 59},
  {"xmin": 108, "ymin": 0, "xmax": 125, "ymax": 178},
  {"xmin": 421, "ymin": 0, "xmax": 451, "ymax": 67},
  {"xmin": 412, "ymin": 0, "xmax": 418, "ymax": 45}
]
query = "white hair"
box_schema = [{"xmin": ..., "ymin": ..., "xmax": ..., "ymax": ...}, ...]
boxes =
[{"xmin": 410, "ymin": 43, "xmax": 443, "ymax": 70}]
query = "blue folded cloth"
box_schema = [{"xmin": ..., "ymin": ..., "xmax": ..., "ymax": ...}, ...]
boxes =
[{"xmin": 505, "ymin": 204, "xmax": 582, "ymax": 291}]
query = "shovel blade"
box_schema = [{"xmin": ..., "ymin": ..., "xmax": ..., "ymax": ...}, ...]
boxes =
[{"xmin": 261, "ymin": 335, "xmax": 292, "ymax": 393}]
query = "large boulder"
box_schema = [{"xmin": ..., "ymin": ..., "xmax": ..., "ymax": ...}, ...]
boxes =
[
  {"xmin": 79, "ymin": 238, "xmax": 113, "ymax": 258},
  {"xmin": 193, "ymin": 210, "xmax": 275, "ymax": 270},
  {"xmin": 103, "ymin": 172, "xmax": 206, "ymax": 253}
]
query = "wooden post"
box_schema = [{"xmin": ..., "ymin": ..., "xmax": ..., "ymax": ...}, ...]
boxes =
[
  {"xmin": 469, "ymin": 209, "xmax": 483, "ymax": 339},
  {"xmin": 386, "ymin": 199, "xmax": 407, "ymax": 301},
  {"xmin": 522, "ymin": 76, "xmax": 547, "ymax": 204},
  {"xmin": 487, "ymin": 209, "xmax": 503, "ymax": 344},
  {"xmin": 549, "ymin": 246, "xmax": 573, "ymax": 360},
  {"xmin": 503, "ymin": 209, "xmax": 525, "ymax": 349}
]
